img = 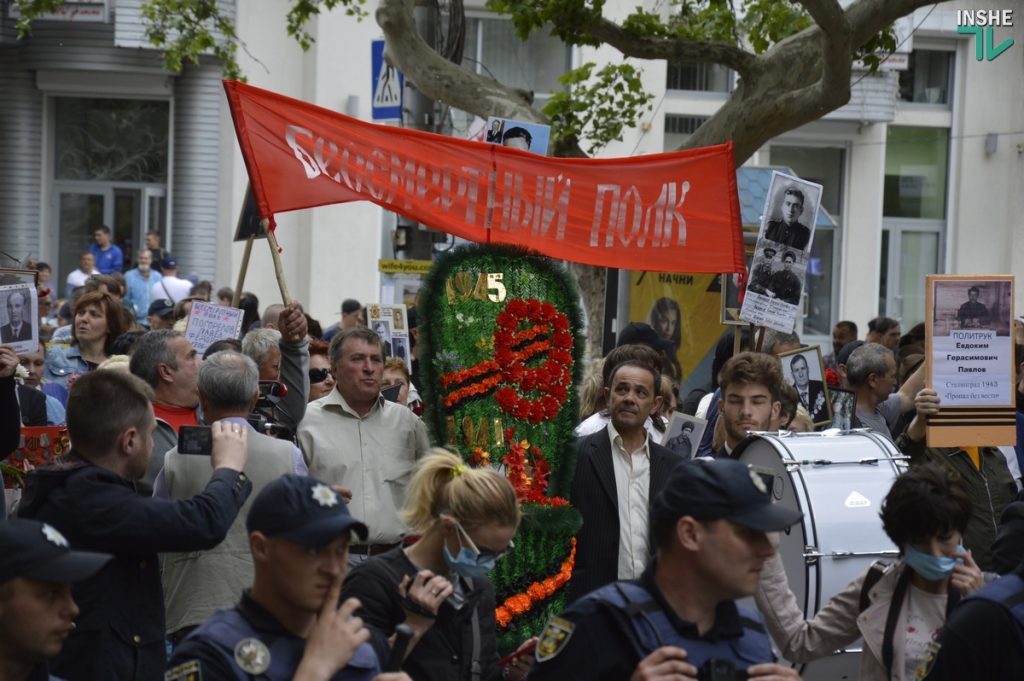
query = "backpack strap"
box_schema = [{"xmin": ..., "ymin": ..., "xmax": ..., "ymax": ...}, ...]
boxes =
[{"xmin": 859, "ymin": 561, "xmax": 889, "ymax": 613}]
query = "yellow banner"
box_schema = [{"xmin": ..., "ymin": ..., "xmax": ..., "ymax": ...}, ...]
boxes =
[{"xmin": 628, "ymin": 272, "xmax": 725, "ymax": 393}]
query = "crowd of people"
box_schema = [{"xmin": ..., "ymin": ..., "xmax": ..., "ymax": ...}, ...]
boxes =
[{"xmin": 2, "ymin": 237, "xmax": 1024, "ymax": 681}]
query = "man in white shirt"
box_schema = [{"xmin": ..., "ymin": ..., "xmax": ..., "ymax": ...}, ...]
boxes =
[
  {"xmin": 567, "ymin": 360, "xmax": 681, "ymax": 603},
  {"xmin": 64, "ymin": 253, "xmax": 98, "ymax": 298},
  {"xmin": 150, "ymin": 256, "xmax": 192, "ymax": 304},
  {"xmin": 297, "ymin": 327, "xmax": 430, "ymax": 562}
]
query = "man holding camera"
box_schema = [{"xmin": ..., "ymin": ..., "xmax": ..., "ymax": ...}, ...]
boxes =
[
  {"xmin": 155, "ymin": 351, "xmax": 309, "ymax": 645},
  {"xmin": 17, "ymin": 370, "xmax": 252, "ymax": 681},
  {"xmin": 527, "ymin": 459, "xmax": 803, "ymax": 681}
]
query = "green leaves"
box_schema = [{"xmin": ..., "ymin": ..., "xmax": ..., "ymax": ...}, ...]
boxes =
[
  {"xmin": 855, "ymin": 24, "xmax": 898, "ymax": 73},
  {"xmin": 543, "ymin": 62, "xmax": 654, "ymax": 155},
  {"xmin": 487, "ymin": 0, "xmax": 606, "ymax": 45},
  {"xmin": 140, "ymin": 0, "xmax": 244, "ymax": 80},
  {"xmin": 286, "ymin": 0, "xmax": 368, "ymax": 52},
  {"xmin": 11, "ymin": 0, "xmax": 67, "ymax": 38},
  {"xmin": 739, "ymin": 0, "xmax": 812, "ymax": 54}
]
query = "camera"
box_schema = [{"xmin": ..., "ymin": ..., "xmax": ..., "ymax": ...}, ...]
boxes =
[
  {"xmin": 178, "ymin": 425, "xmax": 213, "ymax": 455},
  {"xmin": 249, "ymin": 381, "xmax": 294, "ymax": 440},
  {"xmin": 698, "ymin": 658, "xmax": 748, "ymax": 681}
]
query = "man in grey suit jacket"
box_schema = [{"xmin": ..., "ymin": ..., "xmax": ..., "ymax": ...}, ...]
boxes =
[
  {"xmin": 568, "ymin": 360, "xmax": 682, "ymax": 603},
  {"xmin": 153, "ymin": 351, "xmax": 309, "ymax": 644}
]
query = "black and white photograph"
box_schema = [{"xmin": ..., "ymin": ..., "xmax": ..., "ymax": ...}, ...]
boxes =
[
  {"xmin": 931, "ymin": 278, "xmax": 1012, "ymax": 337},
  {"xmin": 663, "ymin": 412, "xmax": 708, "ymax": 460},
  {"xmin": 0, "ymin": 283, "xmax": 39, "ymax": 355},
  {"xmin": 829, "ymin": 388, "xmax": 855, "ymax": 430},
  {"xmin": 484, "ymin": 116, "xmax": 551, "ymax": 155},
  {"xmin": 760, "ymin": 175, "xmax": 822, "ymax": 255},
  {"xmin": 778, "ymin": 345, "xmax": 831, "ymax": 427},
  {"xmin": 739, "ymin": 171, "xmax": 823, "ymax": 333}
]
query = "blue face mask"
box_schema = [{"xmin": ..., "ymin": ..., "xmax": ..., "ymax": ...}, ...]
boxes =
[
  {"xmin": 903, "ymin": 543, "xmax": 965, "ymax": 581},
  {"xmin": 442, "ymin": 521, "xmax": 506, "ymax": 579}
]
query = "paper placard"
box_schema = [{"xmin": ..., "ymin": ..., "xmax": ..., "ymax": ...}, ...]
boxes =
[
  {"xmin": 925, "ymin": 274, "xmax": 1016, "ymax": 447},
  {"xmin": 739, "ymin": 171, "xmax": 823, "ymax": 333},
  {"xmin": 367, "ymin": 303, "xmax": 411, "ymax": 374},
  {"xmin": 184, "ymin": 301, "xmax": 244, "ymax": 355}
]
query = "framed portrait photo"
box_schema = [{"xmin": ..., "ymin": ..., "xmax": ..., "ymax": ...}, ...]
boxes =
[
  {"xmin": 663, "ymin": 412, "xmax": 708, "ymax": 460},
  {"xmin": 778, "ymin": 344, "xmax": 832, "ymax": 427},
  {"xmin": 828, "ymin": 388, "xmax": 855, "ymax": 431},
  {"xmin": 0, "ymin": 268, "xmax": 40, "ymax": 289}
]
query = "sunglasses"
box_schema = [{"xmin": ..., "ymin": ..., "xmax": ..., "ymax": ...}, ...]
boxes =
[
  {"xmin": 453, "ymin": 520, "xmax": 514, "ymax": 562},
  {"xmin": 308, "ymin": 368, "xmax": 332, "ymax": 384}
]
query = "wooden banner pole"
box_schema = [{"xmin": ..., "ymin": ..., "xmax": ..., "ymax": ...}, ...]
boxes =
[
  {"xmin": 232, "ymin": 235, "xmax": 255, "ymax": 308},
  {"xmin": 264, "ymin": 221, "xmax": 292, "ymax": 306}
]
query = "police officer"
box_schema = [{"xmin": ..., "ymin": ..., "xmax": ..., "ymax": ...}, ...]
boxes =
[
  {"xmin": 528, "ymin": 459, "xmax": 804, "ymax": 681},
  {"xmin": 920, "ymin": 555, "xmax": 1024, "ymax": 680},
  {"xmin": 0, "ymin": 519, "xmax": 111, "ymax": 681},
  {"xmin": 167, "ymin": 475, "xmax": 412, "ymax": 681}
]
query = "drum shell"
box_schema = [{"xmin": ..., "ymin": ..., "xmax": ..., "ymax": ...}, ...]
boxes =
[{"xmin": 737, "ymin": 430, "xmax": 905, "ymax": 680}]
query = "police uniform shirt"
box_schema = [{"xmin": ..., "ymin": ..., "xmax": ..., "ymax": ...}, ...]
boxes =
[
  {"xmin": 528, "ymin": 565, "xmax": 752, "ymax": 680},
  {"xmin": 167, "ymin": 590, "xmax": 379, "ymax": 681}
]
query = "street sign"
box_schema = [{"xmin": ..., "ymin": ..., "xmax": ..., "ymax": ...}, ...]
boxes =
[{"xmin": 371, "ymin": 39, "xmax": 403, "ymax": 121}]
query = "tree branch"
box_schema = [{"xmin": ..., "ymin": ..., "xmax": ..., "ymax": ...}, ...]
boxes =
[
  {"xmin": 685, "ymin": 0, "xmax": 947, "ymax": 162},
  {"xmin": 582, "ymin": 18, "xmax": 757, "ymax": 77},
  {"xmin": 375, "ymin": 0, "xmax": 542, "ymax": 123}
]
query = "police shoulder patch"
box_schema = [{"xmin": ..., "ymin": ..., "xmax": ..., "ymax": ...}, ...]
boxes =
[
  {"xmin": 165, "ymin": 660, "xmax": 201, "ymax": 681},
  {"xmin": 234, "ymin": 637, "xmax": 271, "ymax": 675},
  {"xmin": 536, "ymin": 615, "xmax": 575, "ymax": 662}
]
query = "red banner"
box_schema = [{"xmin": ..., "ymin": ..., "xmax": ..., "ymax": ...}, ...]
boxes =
[{"xmin": 224, "ymin": 81, "xmax": 746, "ymax": 274}]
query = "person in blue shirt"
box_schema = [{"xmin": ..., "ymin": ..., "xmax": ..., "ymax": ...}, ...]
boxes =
[
  {"xmin": 124, "ymin": 249, "xmax": 162, "ymax": 325},
  {"xmin": 87, "ymin": 225, "xmax": 123, "ymax": 274}
]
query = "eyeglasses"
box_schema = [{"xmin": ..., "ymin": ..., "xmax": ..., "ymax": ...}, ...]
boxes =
[
  {"xmin": 453, "ymin": 519, "xmax": 514, "ymax": 562},
  {"xmin": 308, "ymin": 368, "xmax": 332, "ymax": 384}
]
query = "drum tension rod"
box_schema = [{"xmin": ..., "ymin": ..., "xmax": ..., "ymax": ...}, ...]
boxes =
[
  {"xmin": 803, "ymin": 549, "xmax": 900, "ymax": 561},
  {"xmin": 786, "ymin": 456, "xmax": 910, "ymax": 468}
]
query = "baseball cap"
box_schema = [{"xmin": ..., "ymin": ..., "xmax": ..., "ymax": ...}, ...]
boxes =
[
  {"xmin": 160, "ymin": 256, "xmax": 177, "ymax": 270},
  {"xmin": 247, "ymin": 475, "xmax": 368, "ymax": 548},
  {"xmin": 0, "ymin": 519, "xmax": 111, "ymax": 584},
  {"xmin": 147, "ymin": 299, "xmax": 175, "ymax": 318},
  {"xmin": 341, "ymin": 299, "xmax": 361, "ymax": 315},
  {"xmin": 653, "ymin": 459, "xmax": 803, "ymax": 532},
  {"xmin": 836, "ymin": 339, "xmax": 865, "ymax": 367},
  {"xmin": 617, "ymin": 322, "xmax": 675, "ymax": 353}
]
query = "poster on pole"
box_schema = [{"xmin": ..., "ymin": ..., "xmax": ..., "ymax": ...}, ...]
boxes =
[
  {"xmin": 739, "ymin": 171, "xmax": 822, "ymax": 333},
  {"xmin": 483, "ymin": 117, "xmax": 552, "ymax": 156},
  {"xmin": 368, "ymin": 303, "xmax": 411, "ymax": 373},
  {"xmin": 926, "ymin": 274, "xmax": 1016, "ymax": 447},
  {"xmin": 185, "ymin": 301, "xmax": 244, "ymax": 355},
  {"xmin": 0, "ymin": 281, "xmax": 39, "ymax": 355}
]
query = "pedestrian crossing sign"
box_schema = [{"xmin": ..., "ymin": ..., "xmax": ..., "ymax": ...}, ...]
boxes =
[{"xmin": 371, "ymin": 39, "xmax": 403, "ymax": 120}]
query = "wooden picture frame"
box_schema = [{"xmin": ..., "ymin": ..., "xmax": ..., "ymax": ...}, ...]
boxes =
[
  {"xmin": 777, "ymin": 344, "xmax": 833, "ymax": 427},
  {"xmin": 925, "ymin": 274, "xmax": 1016, "ymax": 447}
]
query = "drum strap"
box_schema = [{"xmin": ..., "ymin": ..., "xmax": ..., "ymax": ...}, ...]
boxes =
[{"xmin": 881, "ymin": 566, "xmax": 962, "ymax": 680}]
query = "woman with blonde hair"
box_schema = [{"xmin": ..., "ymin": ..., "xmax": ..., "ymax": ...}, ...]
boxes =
[{"xmin": 341, "ymin": 449, "xmax": 533, "ymax": 681}]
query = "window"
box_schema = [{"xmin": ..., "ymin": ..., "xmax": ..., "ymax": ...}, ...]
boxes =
[
  {"xmin": 898, "ymin": 50, "xmax": 953, "ymax": 104},
  {"xmin": 663, "ymin": 115, "xmax": 708, "ymax": 150},
  {"xmin": 883, "ymin": 126, "xmax": 949, "ymax": 219},
  {"xmin": 55, "ymin": 98, "xmax": 169, "ymax": 182},
  {"xmin": 666, "ymin": 62, "xmax": 732, "ymax": 92},
  {"xmin": 462, "ymin": 18, "xmax": 570, "ymax": 106}
]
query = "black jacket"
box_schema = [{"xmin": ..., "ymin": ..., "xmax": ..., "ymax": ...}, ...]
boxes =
[
  {"xmin": 567, "ymin": 428, "xmax": 681, "ymax": 603},
  {"xmin": 340, "ymin": 547, "xmax": 500, "ymax": 681},
  {"xmin": 18, "ymin": 454, "xmax": 251, "ymax": 681},
  {"xmin": 17, "ymin": 384, "xmax": 48, "ymax": 426}
]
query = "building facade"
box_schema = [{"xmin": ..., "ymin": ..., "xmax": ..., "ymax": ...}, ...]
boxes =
[{"xmin": 1, "ymin": 0, "xmax": 1020, "ymax": 356}]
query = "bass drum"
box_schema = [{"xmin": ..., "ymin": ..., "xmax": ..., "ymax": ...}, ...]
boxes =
[{"xmin": 735, "ymin": 430, "xmax": 906, "ymax": 681}]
